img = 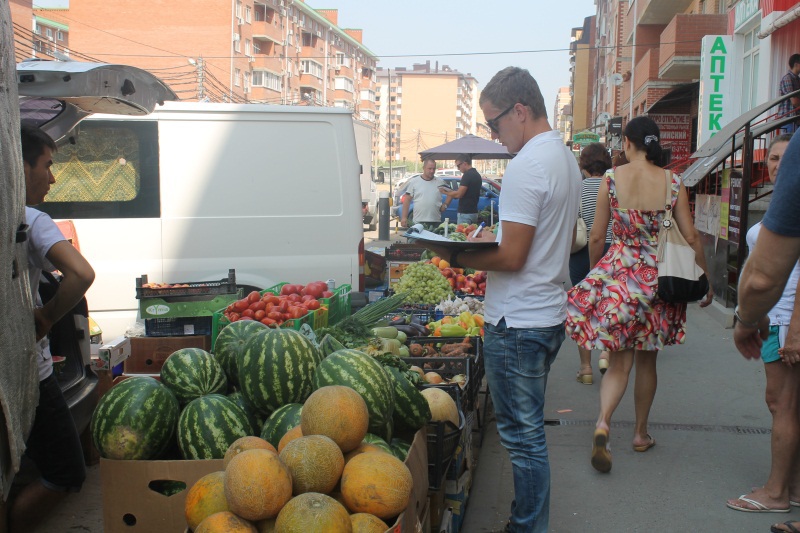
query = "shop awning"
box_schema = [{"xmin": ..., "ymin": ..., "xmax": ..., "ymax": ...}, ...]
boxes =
[
  {"xmin": 682, "ymin": 114, "xmax": 796, "ymax": 187},
  {"xmin": 645, "ymin": 82, "xmax": 698, "ymax": 114},
  {"xmin": 692, "ymin": 87, "xmax": 800, "ymax": 158},
  {"xmin": 758, "ymin": 5, "xmax": 800, "ymax": 39}
]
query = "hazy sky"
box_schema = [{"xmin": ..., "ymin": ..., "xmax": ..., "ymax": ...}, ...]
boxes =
[{"xmin": 310, "ymin": 0, "xmax": 598, "ymax": 112}]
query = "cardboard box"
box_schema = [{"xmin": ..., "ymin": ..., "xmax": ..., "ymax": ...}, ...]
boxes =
[
  {"xmin": 438, "ymin": 507, "xmax": 454, "ymax": 533},
  {"xmin": 125, "ymin": 335, "xmax": 211, "ymax": 374},
  {"xmin": 99, "ymin": 428, "xmax": 429, "ymax": 533},
  {"xmin": 428, "ymin": 484, "xmax": 447, "ymax": 532},
  {"xmin": 389, "ymin": 260, "xmax": 415, "ymax": 288},
  {"xmin": 446, "ymin": 410, "xmax": 475, "ymax": 481},
  {"xmin": 444, "ymin": 466, "xmax": 472, "ymax": 533},
  {"xmin": 100, "ymin": 458, "xmax": 224, "ymax": 532},
  {"xmin": 386, "ymin": 243, "xmax": 427, "ymax": 261}
]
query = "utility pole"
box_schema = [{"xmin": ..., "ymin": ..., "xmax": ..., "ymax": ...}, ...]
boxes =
[
  {"xmin": 197, "ymin": 56, "xmax": 205, "ymax": 101},
  {"xmin": 388, "ymin": 68, "xmax": 392, "ymax": 196}
]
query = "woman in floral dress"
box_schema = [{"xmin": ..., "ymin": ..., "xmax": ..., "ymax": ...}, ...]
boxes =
[{"xmin": 565, "ymin": 116, "xmax": 713, "ymax": 473}]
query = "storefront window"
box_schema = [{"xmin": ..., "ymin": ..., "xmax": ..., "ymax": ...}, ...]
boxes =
[{"xmin": 741, "ymin": 26, "xmax": 760, "ymax": 114}]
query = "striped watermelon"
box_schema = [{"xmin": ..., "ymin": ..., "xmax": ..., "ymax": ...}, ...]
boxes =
[
  {"xmin": 390, "ymin": 438, "xmax": 411, "ymax": 461},
  {"xmin": 177, "ymin": 394, "xmax": 251, "ymax": 459},
  {"xmin": 260, "ymin": 403, "xmax": 303, "ymax": 448},
  {"xmin": 383, "ymin": 365, "xmax": 430, "ymax": 431},
  {"xmin": 90, "ymin": 376, "xmax": 179, "ymax": 460},
  {"xmin": 160, "ymin": 348, "xmax": 228, "ymax": 404},
  {"xmin": 239, "ymin": 328, "xmax": 321, "ymax": 414},
  {"xmin": 228, "ymin": 390, "xmax": 264, "ymax": 435},
  {"xmin": 362, "ymin": 433, "xmax": 393, "ymax": 455},
  {"xmin": 214, "ymin": 320, "xmax": 268, "ymax": 386},
  {"xmin": 312, "ymin": 349, "xmax": 395, "ymax": 437}
]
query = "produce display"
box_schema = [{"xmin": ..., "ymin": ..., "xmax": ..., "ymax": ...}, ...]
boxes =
[
  {"xmin": 213, "ymin": 320, "xmax": 268, "ymax": 386},
  {"xmin": 314, "ymin": 292, "xmax": 408, "ymax": 348},
  {"xmin": 222, "ymin": 281, "xmax": 332, "ymax": 328},
  {"xmin": 436, "ymin": 295, "xmax": 485, "ymax": 316},
  {"xmin": 393, "ymin": 262, "xmax": 453, "ymax": 304},
  {"xmin": 177, "ymin": 394, "xmax": 251, "ymax": 460},
  {"xmin": 160, "ymin": 348, "xmax": 228, "ymax": 404}
]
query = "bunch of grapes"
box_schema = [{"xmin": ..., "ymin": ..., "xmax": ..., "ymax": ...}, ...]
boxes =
[{"xmin": 396, "ymin": 262, "xmax": 454, "ymax": 304}]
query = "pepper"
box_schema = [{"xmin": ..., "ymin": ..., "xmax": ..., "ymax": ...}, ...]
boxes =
[{"xmin": 440, "ymin": 324, "xmax": 468, "ymax": 337}]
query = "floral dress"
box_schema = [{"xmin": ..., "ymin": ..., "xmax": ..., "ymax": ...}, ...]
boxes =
[{"xmin": 565, "ymin": 172, "xmax": 687, "ymax": 352}]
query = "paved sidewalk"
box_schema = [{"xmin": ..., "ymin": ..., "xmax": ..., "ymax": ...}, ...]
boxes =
[{"xmin": 463, "ymin": 305, "xmax": 780, "ymax": 533}]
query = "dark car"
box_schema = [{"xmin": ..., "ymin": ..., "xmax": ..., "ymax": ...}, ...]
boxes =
[
  {"xmin": 17, "ymin": 60, "xmax": 176, "ymax": 435},
  {"xmin": 393, "ymin": 176, "xmax": 501, "ymax": 224}
]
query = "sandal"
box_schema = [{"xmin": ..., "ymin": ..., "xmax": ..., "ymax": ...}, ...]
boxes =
[
  {"xmin": 771, "ymin": 521, "xmax": 800, "ymax": 533},
  {"xmin": 632, "ymin": 434, "xmax": 656, "ymax": 452},
  {"xmin": 598, "ymin": 353, "xmax": 609, "ymax": 375},
  {"xmin": 576, "ymin": 369, "xmax": 593, "ymax": 385}
]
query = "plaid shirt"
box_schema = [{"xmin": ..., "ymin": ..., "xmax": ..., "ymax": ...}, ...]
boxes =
[{"xmin": 778, "ymin": 69, "xmax": 800, "ymax": 118}]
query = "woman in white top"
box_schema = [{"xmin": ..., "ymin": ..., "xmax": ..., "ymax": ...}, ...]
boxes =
[{"xmin": 726, "ymin": 133, "xmax": 800, "ymax": 514}]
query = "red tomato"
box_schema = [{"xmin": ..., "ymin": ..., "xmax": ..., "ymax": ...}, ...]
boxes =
[
  {"xmin": 233, "ymin": 299, "xmax": 249, "ymax": 312},
  {"xmin": 260, "ymin": 318, "xmax": 277, "ymax": 326},
  {"xmin": 228, "ymin": 312, "xmax": 241, "ymax": 322},
  {"xmin": 301, "ymin": 295, "xmax": 316, "ymax": 302},
  {"xmin": 261, "ymin": 294, "xmax": 280, "ymax": 305},
  {"xmin": 247, "ymin": 291, "xmax": 261, "ymax": 304},
  {"xmin": 288, "ymin": 306, "xmax": 307, "ymax": 319},
  {"xmin": 280, "ymin": 284, "xmax": 302, "ymax": 296},
  {"xmin": 249, "ymin": 301, "xmax": 266, "ymax": 311},
  {"xmin": 254, "ymin": 310, "xmax": 266, "ymax": 320},
  {"xmin": 267, "ymin": 311, "xmax": 283, "ymax": 321},
  {"xmin": 286, "ymin": 294, "xmax": 302, "ymax": 303},
  {"xmin": 303, "ymin": 300, "xmax": 321, "ymax": 311},
  {"xmin": 278, "ymin": 300, "xmax": 290, "ymax": 313},
  {"xmin": 241, "ymin": 309, "xmax": 255, "ymax": 318},
  {"xmin": 321, "ymin": 291, "xmax": 334, "ymax": 298}
]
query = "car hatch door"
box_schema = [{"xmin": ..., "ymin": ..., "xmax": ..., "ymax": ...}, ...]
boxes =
[{"xmin": 18, "ymin": 60, "xmax": 177, "ymax": 142}]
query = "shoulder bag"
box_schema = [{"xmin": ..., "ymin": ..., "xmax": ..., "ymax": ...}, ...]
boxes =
[
  {"xmin": 572, "ymin": 212, "xmax": 588, "ymax": 254},
  {"xmin": 656, "ymin": 171, "xmax": 709, "ymax": 303}
]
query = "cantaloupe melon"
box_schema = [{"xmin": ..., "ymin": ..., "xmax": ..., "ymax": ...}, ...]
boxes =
[
  {"xmin": 341, "ymin": 452, "xmax": 412, "ymax": 519},
  {"xmin": 420, "ymin": 388, "xmax": 459, "ymax": 426},
  {"xmin": 279, "ymin": 435, "xmax": 345, "ymax": 495},
  {"xmin": 301, "ymin": 385, "xmax": 369, "ymax": 453},
  {"xmin": 225, "ymin": 449, "xmax": 293, "ymax": 521}
]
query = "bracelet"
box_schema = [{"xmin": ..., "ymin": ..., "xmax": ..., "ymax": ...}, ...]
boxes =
[
  {"xmin": 450, "ymin": 250, "xmax": 462, "ymax": 268},
  {"xmin": 733, "ymin": 305, "xmax": 761, "ymax": 328}
]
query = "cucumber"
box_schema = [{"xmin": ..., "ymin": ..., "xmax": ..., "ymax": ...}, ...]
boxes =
[{"xmin": 372, "ymin": 326, "xmax": 399, "ymax": 339}]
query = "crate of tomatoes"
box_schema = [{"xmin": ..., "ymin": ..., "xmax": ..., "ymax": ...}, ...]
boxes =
[{"xmin": 211, "ymin": 281, "xmax": 333, "ymax": 348}]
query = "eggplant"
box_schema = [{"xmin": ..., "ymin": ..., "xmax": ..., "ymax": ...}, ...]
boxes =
[{"xmin": 393, "ymin": 324, "xmax": 421, "ymax": 338}]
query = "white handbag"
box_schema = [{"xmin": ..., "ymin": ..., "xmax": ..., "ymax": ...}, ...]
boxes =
[
  {"xmin": 571, "ymin": 213, "xmax": 588, "ymax": 254},
  {"xmin": 656, "ymin": 171, "xmax": 709, "ymax": 303}
]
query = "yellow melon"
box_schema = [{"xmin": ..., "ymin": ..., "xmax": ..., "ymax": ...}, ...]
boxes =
[
  {"xmin": 195, "ymin": 511, "xmax": 258, "ymax": 533},
  {"xmin": 224, "ymin": 436, "xmax": 278, "ymax": 468},
  {"xmin": 343, "ymin": 442, "xmax": 387, "ymax": 464},
  {"xmin": 225, "ymin": 449, "xmax": 293, "ymax": 521},
  {"xmin": 185, "ymin": 471, "xmax": 229, "ymax": 531},
  {"xmin": 341, "ymin": 452, "xmax": 412, "ymax": 519},
  {"xmin": 301, "ymin": 385, "xmax": 369, "ymax": 453},
  {"xmin": 275, "ymin": 492, "xmax": 352, "ymax": 532},
  {"xmin": 421, "ymin": 388, "xmax": 459, "ymax": 426},
  {"xmin": 279, "ymin": 435, "xmax": 345, "ymax": 495},
  {"xmin": 278, "ymin": 424, "xmax": 304, "ymax": 453},
  {"xmin": 350, "ymin": 512, "xmax": 388, "ymax": 532}
]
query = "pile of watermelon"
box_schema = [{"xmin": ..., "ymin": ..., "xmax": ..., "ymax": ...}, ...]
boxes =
[{"xmin": 90, "ymin": 318, "xmax": 431, "ymax": 463}]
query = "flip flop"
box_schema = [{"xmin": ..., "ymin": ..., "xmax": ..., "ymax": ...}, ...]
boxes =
[
  {"xmin": 632, "ymin": 434, "xmax": 656, "ymax": 452},
  {"xmin": 771, "ymin": 521, "xmax": 800, "ymax": 533},
  {"xmin": 591, "ymin": 427, "xmax": 612, "ymax": 473},
  {"xmin": 726, "ymin": 495, "xmax": 790, "ymax": 513}
]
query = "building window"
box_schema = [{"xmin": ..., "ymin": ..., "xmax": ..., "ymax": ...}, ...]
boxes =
[
  {"xmin": 252, "ymin": 70, "xmax": 282, "ymax": 91},
  {"xmin": 335, "ymin": 77, "xmax": 354, "ymax": 92},
  {"xmin": 359, "ymin": 110, "xmax": 375, "ymax": 122},
  {"xmin": 360, "ymin": 89, "xmax": 375, "ymax": 102},
  {"xmin": 56, "ymin": 30, "xmax": 64, "ymax": 41},
  {"xmin": 301, "ymin": 60, "xmax": 323, "ymax": 78},
  {"xmin": 244, "ymin": 72, "xmax": 250, "ymax": 92},
  {"xmin": 245, "ymin": 39, "xmax": 251, "ymax": 56},
  {"xmin": 234, "ymin": 35, "xmax": 241, "ymax": 53},
  {"xmin": 236, "ymin": 1, "xmax": 242, "ymax": 18},
  {"xmin": 46, "ymin": 28, "xmax": 53, "ymax": 39},
  {"xmin": 335, "ymin": 53, "xmax": 351, "ymax": 68},
  {"xmin": 235, "ymin": 68, "xmax": 241, "ymax": 86},
  {"xmin": 741, "ymin": 25, "xmax": 760, "ymax": 113},
  {"xmin": 245, "ymin": 5, "xmax": 252, "ymax": 23}
]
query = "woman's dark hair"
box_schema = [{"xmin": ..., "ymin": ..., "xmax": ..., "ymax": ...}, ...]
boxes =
[
  {"xmin": 623, "ymin": 116, "xmax": 663, "ymax": 165},
  {"xmin": 579, "ymin": 143, "xmax": 612, "ymax": 176}
]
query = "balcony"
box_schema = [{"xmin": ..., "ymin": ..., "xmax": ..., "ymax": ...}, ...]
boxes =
[
  {"xmin": 658, "ymin": 14, "xmax": 727, "ymax": 80},
  {"xmin": 625, "ymin": 0, "xmax": 693, "ymax": 44},
  {"xmin": 252, "ymin": 20, "xmax": 284, "ymax": 45},
  {"xmin": 633, "ymin": 48, "xmax": 661, "ymax": 96}
]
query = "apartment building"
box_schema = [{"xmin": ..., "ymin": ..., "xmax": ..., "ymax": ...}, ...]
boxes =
[
  {"xmin": 17, "ymin": 0, "xmax": 377, "ymax": 116},
  {"xmin": 10, "ymin": 0, "xmax": 72, "ymax": 63},
  {"xmin": 375, "ymin": 61, "xmax": 479, "ymax": 164},
  {"xmin": 553, "ymin": 86, "xmax": 572, "ymax": 141},
  {"xmin": 569, "ymin": 16, "xmax": 597, "ymax": 136}
]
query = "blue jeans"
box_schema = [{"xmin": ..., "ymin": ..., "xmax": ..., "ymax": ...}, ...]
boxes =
[
  {"xmin": 483, "ymin": 318, "xmax": 566, "ymax": 533},
  {"xmin": 457, "ymin": 212, "xmax": 478, "ymax": 225}
]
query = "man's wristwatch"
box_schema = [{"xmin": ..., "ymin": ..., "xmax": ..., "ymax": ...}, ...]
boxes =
[{"xmin": 733, "ymin": 305, "xmax": 761, "ymax": 328}]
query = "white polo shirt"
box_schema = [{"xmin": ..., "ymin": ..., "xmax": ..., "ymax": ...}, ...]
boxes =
[{"xmin": 484, "ymin": 130, "xmax": 581, "ymax": 329}]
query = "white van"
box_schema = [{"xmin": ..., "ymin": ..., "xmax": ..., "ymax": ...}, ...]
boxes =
[
  {"xmin": 353, "ymin": 121, "xmax": 378, "ymax": 231},
  {"xmin": 38, "ymin": 102, "xmax": 365, "ymax": 338}
]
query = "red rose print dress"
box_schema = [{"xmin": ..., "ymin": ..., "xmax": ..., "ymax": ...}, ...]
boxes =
[{"xmin": 566, "ymin": 172, "xmax": 687, "ymax": 351}]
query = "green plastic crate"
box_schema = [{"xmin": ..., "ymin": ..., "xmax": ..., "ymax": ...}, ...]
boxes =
[
  {"xmin": 211, "ymin": 308, "xmax": 315, "ymax": 351},
  {"xmin": 139, "ymin": 293, "xmax": 240, "ymax": 319}
]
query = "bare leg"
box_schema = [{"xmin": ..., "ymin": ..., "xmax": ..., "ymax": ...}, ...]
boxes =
[
  {"xmin": 632, "ymin": 349, "xmax": 658, "ymax": 448},
  {"xmin": 577, "ymin": 346, "xmax": 593, "ymax": 384},
  {"xmin": 8, "ymin": 481, "xmax": 68, "ymax": 533},
  {"xmin": 596, "ymin": 349, "xmax": 635, "ymax": 430}
]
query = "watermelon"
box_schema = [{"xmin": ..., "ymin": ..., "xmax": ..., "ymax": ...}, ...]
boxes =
[
  {"xmin": 390, "ymin": 438, "xmax": 411, "ymax": 461},
  {"xmin": 318, "ymin": 333, "xmax": 345, "ymax": 358},
  {"xmin": 177, "ymin": 394, "xmax": 251, "ymax": 459},
  {"xmin": 239, "ymin": 328, "xmax": 321, "ymax": 414},
  {"xmin": 260, "ymin": 403, "xmax": 303, "ymax": 448},
  {"xmin": 160, "ymin": 348, "xmax": 228, "ymax": 404},
  {"xmin": 214, "ymin": 320, "xmax": 268, "ymax": 386},
  {"xmin": 362, "ymin": 433, "xmax": 393, "ymax": 455},
  {"xmin": 383, "ymin": 365, "xmax": 431, "ymax": 431},
  {"xmin": 90, "ymin": 376, "xmax": 179, "ymax": 460},
  {"xmin": 312, "ymin": 349, "xmax": 395, "ymax": 437},
  {"xmin": 228, "ymin": 390, "xmax": 265, "ymax": 435}
]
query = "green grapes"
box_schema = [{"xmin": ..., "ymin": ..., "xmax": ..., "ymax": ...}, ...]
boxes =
[{"xmin": 396, "ymin": 262, "xmax": 454, "ymax": 304}]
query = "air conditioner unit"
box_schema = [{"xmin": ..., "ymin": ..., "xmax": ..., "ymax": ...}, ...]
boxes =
[
  {"xmin": 279, "ymin": 7, "xmax": 286, "ymax": 16},
  {"xmin": 292, "ymin": 15, "xmax": 298, "ymax": 24},
  {"xmin": 47, "ymin": 35, "xmax": 53, "ymax": 41},
  {"xmin": 296, "ymin": 46, "xmax": 301, "ymax": 53},
  {"xmin": 315, "ymin": 30, "xmax": 321, "ymax": 38},
  {"xmin": 287, "ymin": 70, "xmax": 293, "ymax": 78},
  {"xmin": 248, "ymin": 56, "xmax": 256, "ymax": 63},
  {"xmin": 237, "ymin": 16, "xmax": 244, "ymax": 25},
  {"xmin": 244, "ymin": 86, "xmax": 250, "ymax": 94}
]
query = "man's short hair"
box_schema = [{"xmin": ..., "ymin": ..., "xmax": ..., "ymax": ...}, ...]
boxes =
[
  {"xmin": 20, "ymin": 124, "xmax": 57, "ymax": 167},
  {"xmin": 454, "ymin": 154, "xmax": 472, "ymax": 166},
  {"xmin": 422, "ymin": 156, "xmax": 436, "ymax": 166},
  {"xmin": 480, "ymin": 67, "xmax": 547, "ymax": 121},
  {"xmin": 790, "ymin": 54, "xmax": 800, "ymax": 69}
]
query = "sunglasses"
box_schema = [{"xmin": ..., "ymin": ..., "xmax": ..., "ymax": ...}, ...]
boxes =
[{"xmin": 486, "ymin": 104, "xmax": 517, "ymax": 134}]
